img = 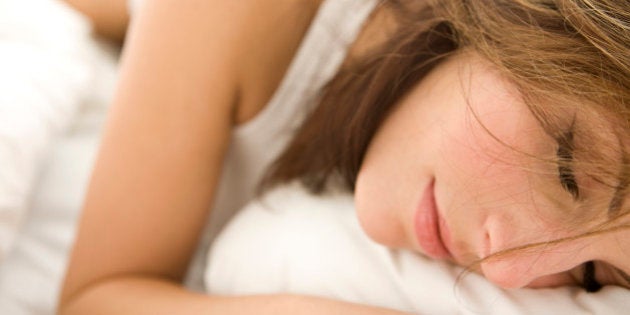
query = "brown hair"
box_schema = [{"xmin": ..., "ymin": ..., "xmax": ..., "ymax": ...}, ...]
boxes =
[{"xmin": 261, "ymin": 0, "xmax": 630, "ymax": 218}]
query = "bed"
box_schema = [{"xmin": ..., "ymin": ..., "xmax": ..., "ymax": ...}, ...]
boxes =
[
  {"xmin": 0, "ymin": 0, "xmax": 118, "ymax": 313},
  {"xmin": 0, "ymin": 1, "xmax": 628, "ymax": 314}
]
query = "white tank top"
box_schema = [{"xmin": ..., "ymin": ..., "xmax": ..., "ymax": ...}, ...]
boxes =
[{"xmin": 128, "ymin": 0, "xmax": 378, "ymax": 291}]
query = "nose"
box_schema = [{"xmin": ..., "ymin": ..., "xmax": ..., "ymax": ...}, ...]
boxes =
[
  {"xmin": 479, "ymin": 248, "xmax": 588, "ymax": 289},
  {"xmin": 479, "ymin": 214, "xmax": 588, "ymax": 289},
  {"xmin": 480, "ymin": 253, "xmax": 556, "ymax": 288},
  {"xmin": 478, "ymin": 214, "xmax": 534, "ymax": 288}
]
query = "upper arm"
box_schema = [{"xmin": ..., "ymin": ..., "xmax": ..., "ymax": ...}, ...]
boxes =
[
  {"xmin": 60, "ymin": 0, "xmax": 265, "ymax": 304},
  {"xmin": 63, "ymin": 0, "xmax": 130, "ymax": 42}
]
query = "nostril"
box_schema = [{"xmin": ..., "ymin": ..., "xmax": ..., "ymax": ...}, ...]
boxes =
[
  {"xmin": 481, "ymin": 215, "xmax": 511, "ymax": 259},
  {"xmin": 482, "ymin": 217, "xmax": 500, "ymax": 259},
  {"xmin": 479, "ymin": 218, "xmax": 535, "ymax": 289},
  {"xmin": 481, "ymin": 230, "xmax": 491, "ymax": 259}
]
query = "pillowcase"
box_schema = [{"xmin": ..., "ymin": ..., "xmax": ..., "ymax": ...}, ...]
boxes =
[{"xmin": 206, "ymin": 182, "xmax": 629, "ymax": 314}]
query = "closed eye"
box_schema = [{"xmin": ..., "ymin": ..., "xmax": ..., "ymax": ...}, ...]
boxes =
[{"xmin": 556, "ymin": 130, "xmax": 580, "ymax": 200}]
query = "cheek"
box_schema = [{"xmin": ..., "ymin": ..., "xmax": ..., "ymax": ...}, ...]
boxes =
[
  {"xmin": 436, "ymin": 128, "xmax": 527, "ymax": 216},
  {"xmin": 353, "ymin": 110, "xmax": 429, "ymax": 248},
  {"xmin": 480, "ymin": 254, "xmax": 554, "ymax": 288},
  {"xmin": 354, "ymin": 171, "xmax": 409, "ymax": 247},
  {"xmin": 526, "ymin": 273, "xmax": 578, "ymax": 289},
  {"xmin": 434, "ymin": 105, "xmax": 549, "ymax": 212},
  {"xmin": 479, "ymin": 241, "xmax": 590, "ymax": 289}
]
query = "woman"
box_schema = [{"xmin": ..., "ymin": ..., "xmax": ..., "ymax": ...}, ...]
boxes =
[{"xmin": 59, "ymin": 0, "xmax": 630, "ymax": 314}]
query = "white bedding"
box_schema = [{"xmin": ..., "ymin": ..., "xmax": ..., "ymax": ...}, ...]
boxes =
[
  {"xmin": 0, "ymin": 0, "xmax": 119, "ymax": 313},
  {"xmin": 1, "ymin": 1, "xmax": 629, "ymax": 314},
  {"xmin": 0, "ymin": 0, "xmax": 94, "ymax": 260},
  {"xmin": 206, "ymin": 183, "xmax": 630, "ymax": 314}
]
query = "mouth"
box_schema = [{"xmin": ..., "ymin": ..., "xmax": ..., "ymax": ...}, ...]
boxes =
[{"xmin": 414, "ymin": 179, "xmax": 453, "ymax": 260}]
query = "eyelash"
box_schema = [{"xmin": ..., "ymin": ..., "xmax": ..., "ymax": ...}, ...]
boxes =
[
  {"xmin": 582, "ymin": 261, "xmax": 602, "ymax": 292},
  {"xmin": 556, "ymin": 136, "xmax": 580, "ymax": 199}
]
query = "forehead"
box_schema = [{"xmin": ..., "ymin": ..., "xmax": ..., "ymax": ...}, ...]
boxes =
[
  {"xmin": 436, "ymin": 53, "xmax": 625, "ymax": 169},
  {"xmin": 426, "ymin": 53, "xmax": 554, "ymax": 156}
]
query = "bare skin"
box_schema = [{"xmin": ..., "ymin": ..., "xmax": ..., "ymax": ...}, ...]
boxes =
[
  {"xmin": 59, "ymin": 0, "xmax": 408, "ymax": 314},
  {"xmin": 64, "ymin": 0, "xmax": 129, "ymax": 43}
]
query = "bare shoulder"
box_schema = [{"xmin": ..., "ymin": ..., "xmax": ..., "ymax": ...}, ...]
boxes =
[
  {"xmin": 236, "ymin": 0, "xmax": 400, "ymax": 125},
  {"xmin": 66, "ymin": 0, "xmax": 324, "ymax": 124},
  {"xmin": 63, "ymin": 0, "xmax": 129, "ymax": 42},
  {"xmin": 234, "ymin": 0, "xmax": 325, "ymax": 125}
]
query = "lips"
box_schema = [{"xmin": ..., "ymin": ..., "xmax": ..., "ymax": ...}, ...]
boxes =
[{"xmin": 414, "ymin": 179, "xmax": 453, "ymax": 260}]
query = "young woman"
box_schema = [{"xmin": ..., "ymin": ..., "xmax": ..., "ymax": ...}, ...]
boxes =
[{"xmin": 59, "ymin": 0, "xmax": 630, "ymax": 314}]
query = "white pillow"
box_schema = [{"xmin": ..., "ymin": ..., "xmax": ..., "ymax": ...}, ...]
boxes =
[
  {"xmin": 206, "ymin": 183, "xmax": 630, "ymax": 314},
  {"xmin": 0, "ymin": 1, "xmax": 119, "ymax": 312},
  {"xmin": 0, "ymin": 0, "xmax": 97, "ymax": 261}
]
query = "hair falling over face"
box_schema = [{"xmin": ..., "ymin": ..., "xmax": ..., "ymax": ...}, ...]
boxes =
[
  {"xmin": 265, "ymin": 0, "xmax": 629, "ymax": 211},
  {"xmin": 261, "ymin": 0, "xmax": 630, "ymax": 290}
]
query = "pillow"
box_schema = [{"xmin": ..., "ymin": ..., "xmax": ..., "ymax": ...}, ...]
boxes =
[
  {"xmin": 0, "ymin": 1, "xmax": 119, "ymax": 312},
  {"xmin": 0, "ymin": 0, "xmax": 97, "ymax": 261},
  {"xmin": 206, "ymin": 182, "xmax": 630, "ymax": 314}
]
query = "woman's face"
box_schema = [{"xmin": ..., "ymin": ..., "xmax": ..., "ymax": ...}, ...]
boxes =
[{"xmin": 354, "ymin": 52, "xmax": 630, "ymax": 290}]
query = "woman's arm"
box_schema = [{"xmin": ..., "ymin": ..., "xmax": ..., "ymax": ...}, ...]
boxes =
[
  {"xmin": 58, "ymin": 1, "xmax": 409, "ymax": 314},
  {"xmin": 63, "ymin": 0, "xmax": 129, "ymax": 42},
  {"xmin": 58, "ymin": 0, "xmax": 238, "ymax": 309},
  {"xmin": 61, "ymin": 277, "xmax": 411, "ymax": 314}
]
